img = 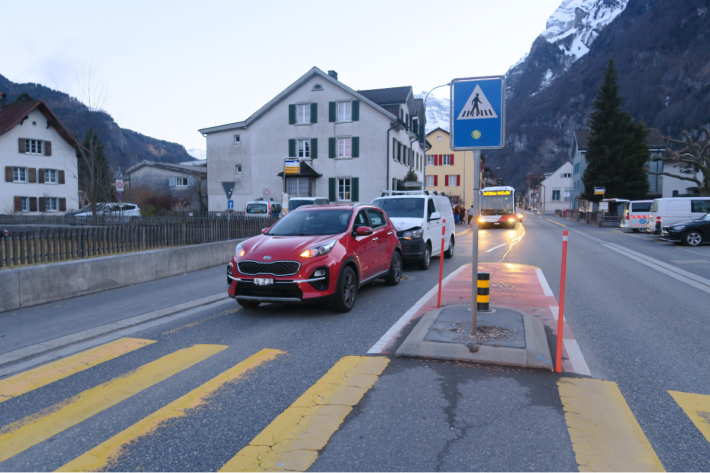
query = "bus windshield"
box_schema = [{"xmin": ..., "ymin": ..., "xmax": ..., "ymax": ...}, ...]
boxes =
[{"xmin": 481, "ymin": 194, "xmax": 515, "ymax": 216}]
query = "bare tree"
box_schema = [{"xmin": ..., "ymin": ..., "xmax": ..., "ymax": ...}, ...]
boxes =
[
  {"xmin": 188, "ymin": 174, "xmax": 208, "ymax": 212},
  {"xmin": 647, "ymin": 126, "xmax": 710, "ymax": 196}
]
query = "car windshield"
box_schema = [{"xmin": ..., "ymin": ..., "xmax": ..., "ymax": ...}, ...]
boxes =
[
  {"xmin": 268, "ymin": 209, "xmax": 353, "ymax": 236},
  {"xmin": 372, "ymin": 198, "xmax": 424, "ymax": 218},
  {"xmin": 76, "ymin": 204, "xmax": 105, "ymax": 213},
  {"xmin": 246, "ymin": 203, "xmax": 268, "ymax": 214},
  {"xmin": 289, "ymin": 200, "xmax": 313, "ymax": 211}
]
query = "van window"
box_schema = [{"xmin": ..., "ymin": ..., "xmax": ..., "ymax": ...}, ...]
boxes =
[
  {"xmin": 631, "ymin": 202, "xmax": 652, "ymax": 213},
  {"xmin": 246, "ymin": 203, "xmax": 268, "ymax": 214},
  {"xmin": 372, "ymin": 198, "xmax": 424, "ymax": 218},
  {"xmin": 289, "ymin": 199, "xmax": 312, "ymax": 211},
  {"xmin": 691, "ymin": 200, "xmax": 710, "ymax": 213},
  {"xmin": 428, "ymin": 199, "xmax": 436, "ymax": 220},
  {"xmin": 667, "ymin": 200, "xmax": 687, "ymax": 212},
  {"xmin": 651, "ymin": 200, "xmax": 660, "ymax": 212}
]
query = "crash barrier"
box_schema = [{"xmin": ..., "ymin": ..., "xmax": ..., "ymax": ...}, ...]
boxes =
[
  {"xmin": 477, "ymin": 272, "xmax": 490, "ymax": 311},
  {"xmin": 437, "ymin": 219, "xmax": 446, "ymax": 308},
  {"xmin": 0, "ymin": 212, "xmax": 258, "ymax": 226},
  {"xmin": 556, "ymin": 230, "xmax": 569, "ymax": 373},
  {"xmin": 0, "ymin": 216, "xmax": 277, "ymax": 269}
]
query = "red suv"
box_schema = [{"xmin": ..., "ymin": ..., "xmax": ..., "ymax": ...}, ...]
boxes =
[{"xmin": 227, "ymin": 204, "xmax": 402, "ymax": 312}]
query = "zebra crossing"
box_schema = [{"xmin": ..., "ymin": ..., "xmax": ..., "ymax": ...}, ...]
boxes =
[{"xmin": 0, "ymin": 337, "xmax": 708, "ymax": 471}]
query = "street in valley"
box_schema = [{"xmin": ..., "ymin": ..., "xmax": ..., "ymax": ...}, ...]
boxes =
[{"xmin": 1, "ymin": 215, "xmax": 709, "ymax": 472}]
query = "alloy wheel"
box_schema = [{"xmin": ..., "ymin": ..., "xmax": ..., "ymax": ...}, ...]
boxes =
[
  {"xmin": 685, "ymin": 231, "xmax": 702, "ymax": 246},
  {"xmin": 343, "ymin": 272, "xmax": 356, "ymax": 305}
]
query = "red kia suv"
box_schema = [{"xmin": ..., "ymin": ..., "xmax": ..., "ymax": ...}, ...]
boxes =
[{"xmin": 227, "ymin": 204, "xmax": 402, "ymax": 312}]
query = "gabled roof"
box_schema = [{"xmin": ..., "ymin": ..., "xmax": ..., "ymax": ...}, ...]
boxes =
[
  {"xmin": 0, "ymin": 99, "xmax": 80, "ymax": 150},
  {"xmin": 574, "ymin": 128, "xmax": 666, "ymax": 151},
  {"xmin": 198, "ymin": 67, "xmax": 401, "ymax": 135},
  {"xmin": 125, "ymin": 160, "xmax": 207, "ymax": 176},
  {"xmin": 426, "ymin": 127, "xmax": 450, "ymax": 137},
  {"xmin": 357, "ymin": 86, "xmax": 411, "ymax": 105}
]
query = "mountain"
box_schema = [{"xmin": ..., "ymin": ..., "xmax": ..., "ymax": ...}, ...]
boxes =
[
  {"xmin": 488, "ymin": 0, "xmax": 710, "ymax": 189},
  {"xmin": 0, "ymin": 74, "xmax": 192, "ymax": 172},
  {"xmin": 416, "ymin": 92, "xmax": 450, "ymax": 134}
]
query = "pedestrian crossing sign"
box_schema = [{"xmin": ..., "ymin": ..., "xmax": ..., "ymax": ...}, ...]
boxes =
[{"xmin": 450, "ymin": 76, "xmax": 505, "ymax": 150}]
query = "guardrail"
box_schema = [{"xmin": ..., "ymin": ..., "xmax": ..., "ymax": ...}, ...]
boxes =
[
  {"xmin": 0, "ymin": 216, "xmax": 278, "ymax": 269},
  {"xmin": 0, "ymin": 212, "xmax": 261, "ymax": 227}
]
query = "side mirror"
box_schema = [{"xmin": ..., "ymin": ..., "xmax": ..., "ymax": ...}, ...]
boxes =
[
  {"xmin": 261, "ymin": 228, "xmax": 270, "ymax": 234},
  {"xmin": 429, "ymin": 211, "xmax": 441, "ymax": 221},
  {"xmin": 355, "ymin": 226, "xmax": 373, "ymax": 236}
]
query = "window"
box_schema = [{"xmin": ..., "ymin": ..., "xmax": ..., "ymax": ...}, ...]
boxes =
[
  {"xmin": 427, "ymin": 155, "xmax": 435, "ymax": 166},
  {"xmin": 442, "ymin": 154, "xmax": 451, "ymax": 166},
  {"xmin": 236, "ymin": 165, "xmax": 242, "ymax": 174},
  {"xmin": 175, "ymin": 177, "xmax": 189, "ymax": 187},
  {"xmin": 447, "ymin": 175, "xmax": 459, "ymax": 187},
  {"xmin": 287, "ymin": 177, "xmax": 312, "ymax": 197},
  {"xmin": 352, "ymin": 210, "xmax": 369, "ymax": 230},
  {"xmin": 297, "ymin": 139, "xmax": 311, "ymax": 158},
  {"xmin": 552, "ymin": 189, "xmax": 561, "ymax": 201},
  {"xmin": 338, "ymin": 178, "xmax": 351, "ymax": 201},
  {"xmin": 312, "ymin": 84, "xmax": 323, "ymax": 91},
  {"xmin": 234, "ymin": 135, "xmax": 241, "ymax": 144},
  {"xmin": 25, "ymin": 139, "xmax": 43, "ymax": 155},
  {"xmin": 20, "ymin": 197, "xmax": 29, "ymax": 211},
  {"xmin": 561, "ymin": 173, "xmax": 571, "ymax": 178},
  {"xmin": 691, "ymin": 200, "xmax": 710, "ymax": 213},
  {"xmin": 564, "ymin": 188, "xmax": 571, "ymax": 202},
  {"xmin": 426, "ymin": 175, "xmax": 435, "ymax": 187},
  {"xmin": 427, "ymin": 199, "xmax": 436, "ymax": 220},
  {"xmin": 45, "ymin": 169, "xmax": 57, "ymax": 183},
  {"xmin": 337, "ymin": 101, "xmax": 352, "ymax": 122},
  {"xmin": 437, "ymin": 136, "xmax": 442, "ymax": 142},
  {"xmin": 46, "ymin": 197, "xmax": 58, "ymax": 211},
  {"xmin": 366, "ymin": 209, "xmax": 386, "ymax": 228},
  {"xmin": 13, "ymin": 167, "xmax": 27, "ymax": 182},
  {"xmin": 337, "ymin": 138, "xmax": 351, "ymax": 158},
  {"xmin": 296, "ymin": 104, "xmax": 310, "ymax": 124}
]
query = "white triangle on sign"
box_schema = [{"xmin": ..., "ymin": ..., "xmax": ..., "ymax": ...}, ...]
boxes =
[{"xmin": 457, "ymin": 85, "xmax": 498, "ymax": 120}]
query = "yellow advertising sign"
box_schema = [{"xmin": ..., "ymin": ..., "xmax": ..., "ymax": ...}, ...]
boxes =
[
  {"xmin": 285, "ymin": 159, "xmax": 300, "ymax": 175},
  {"xmin": 482, "ymin": 190, "xmax": 511, "ymax": 196}
]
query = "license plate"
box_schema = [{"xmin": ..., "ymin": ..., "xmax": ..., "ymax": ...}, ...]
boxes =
[
  {"xmin": 254, "ymin": 278, "xmax": 274, "ymax": 286},
  {"xmin": 494, "ymin": 222, "xmax": 500, "ymax": 225}
]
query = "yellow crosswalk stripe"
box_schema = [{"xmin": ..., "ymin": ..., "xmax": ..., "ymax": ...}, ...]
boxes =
[
  {"xmin": 220, "ymin": 355, "xmax": 389, "ymax": 472},
  {"xmin": 669, "ymin": 390, "xmax": 710, "ymax": 443},
  {"xmin": 558, "ymin": 378, "xmax": 665, "ymax": 472},
  {"xmin": 0, "ymin": 344, "xmax": 225, "ymax": 463},
  {"xmin": 0, "ymin": 338, "xmax": 155, "ymax": 404},
  {"xmin": 57, "ymin": 348, "xmax": 285, "ymax": 472}
]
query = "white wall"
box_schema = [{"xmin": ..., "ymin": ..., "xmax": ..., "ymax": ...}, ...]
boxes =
[
  {"xmin": 540, "ymin": 162, "xmax": 573, "ymax": 214},
  {"xmin": 1, "ymin": 109, "xmax": 79, "ymax": 214},
  {"xmin": 660, "ymin": 161, "xmax": 705, "ymax": 197}
]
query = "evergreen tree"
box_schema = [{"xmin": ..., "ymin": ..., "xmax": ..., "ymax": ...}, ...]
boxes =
[
  {"xmin": 582, "ymin": 59, "xmax": 650, "ymax": 202},
  {"xmin": 403, "ymin": 168, "xmax": 419, "ymax": 182},
  {"xmin": 14, "ymin": 93, "xmax": 35, "ymax": 103},
  {"xmin": 79, "ymin": 129, "xmax": 113, "ymax": 211}
]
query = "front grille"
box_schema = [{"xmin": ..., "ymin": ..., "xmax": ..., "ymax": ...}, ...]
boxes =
[
  {"xmin": 234, "ymin": 281, "xmax": 303, "ymax": 299},
  {"xmin": 237, "ymin": 260, "xmax": 300, "ymax": 276},
  {"xmin": 396, "ymin": 231, "xmax": 404, "ymax": 238}
]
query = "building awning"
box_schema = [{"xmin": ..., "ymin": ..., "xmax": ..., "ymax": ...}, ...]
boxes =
[{"xmin": 277, "ymin": 161, "xmax": 323, "ymax": 178}]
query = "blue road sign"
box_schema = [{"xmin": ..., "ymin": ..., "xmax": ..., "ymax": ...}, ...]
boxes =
[
  {"xmin": 227, "ymin": 200, "xmax": 234, "ymax": 210},
  {"xmin": 116, "ymin": 192, "xmax": 121, "ymax": 200},
  {"xmin": 450, "ymin": 76, "xmax": 505, "ymax": 150}
]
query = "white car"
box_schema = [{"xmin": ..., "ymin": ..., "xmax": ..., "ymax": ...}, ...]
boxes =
[
  {"xmin": 372, "ymin": 191, "xmax": 455, "ymax": 270},
  {"xmin": 102, "ymin": 203, "xmax": 142, "ymax": 218},
  {"xmin": 646, "ymin": 197, "xmax": 710, "ymax": 234},
  {"xmin": 620, "ymin": 200, "xmax": 653, "ymax": 232},
  {"xmin": 244, "ymin": 201, "xmax": 281, "ymax": 218}
]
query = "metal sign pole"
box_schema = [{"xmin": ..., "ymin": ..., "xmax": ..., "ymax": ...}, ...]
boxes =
[{"xmin": 472, "ymin": 150, "xmax": 481, "ymax": 332}]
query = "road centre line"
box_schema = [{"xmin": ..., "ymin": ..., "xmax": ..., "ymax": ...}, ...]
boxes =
[
  {"xmin": 220, "ymin": 356, "xmax": 389, "ymax": 472},
  {"xmin": 546, "ymin": 219, "xmax": 566, "ymax": 227},
  {"xmin": 485, "ymin": 243, "xmax": 507, "ymax": 253},
  {"xmin": 534, "ymin": 268, "xmax": 555, "ymax": 297},
  {"xmin": 367, "ymin": 265, "xmax": 468, "ymax": 354},
  {"xmin": 58, "ymin": 348, "xmax": 285, "ymax": 472},
  {"xmin": 0, "ymin": 344, "xmax": 226, "ymax": 463},
  {"xmin": 0, "ymin": 338, "xmax": 154, "ymax": 404},
  {"xmin": 562, "ymin": 340, "xmax": 591, "ymax": 376}
]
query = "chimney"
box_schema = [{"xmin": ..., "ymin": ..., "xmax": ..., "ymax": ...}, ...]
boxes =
[
  {"xmin": 327, "ymin": 70, "xmax": 338, "ymax": 81},
  {"xmin": 0, "ymin": 92, "xmax": 6, "ymax": 111}
]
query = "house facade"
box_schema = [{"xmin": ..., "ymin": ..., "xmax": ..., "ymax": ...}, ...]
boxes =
[
  {"xmin": 125, "ymin": 160, "xmax": 208, "ymax": 211},
  {"xmin": 198, "ymin": 68, "xmax": 425, "ymax": 210},
  {"xmin": 424, "ymin": 128, "xmax": 479, "ymax": 208},
  {"xmin": 538, "ymin": 162, "xmax": 573, "ymax": 214},
  {"xmin": 0, "ymin": 94, "xmax": 80, "ymax": 214}
]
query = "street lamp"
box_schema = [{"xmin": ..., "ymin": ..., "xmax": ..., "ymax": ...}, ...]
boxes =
[
  {"xmin": 538, "ymin": 183, "xmax": 546, "ymax": 215},
  {"xmin": 423, "ymin": 82, "xmax": 451, "ymax": 188}
]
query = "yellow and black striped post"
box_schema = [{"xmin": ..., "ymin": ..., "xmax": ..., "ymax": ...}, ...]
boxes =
[{"xmin": 477, "ymin": 272, "xmax": 490, "ymax": 311}]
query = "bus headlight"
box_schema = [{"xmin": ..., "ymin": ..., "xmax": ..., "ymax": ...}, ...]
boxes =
[{"xmin": 478, "ymin": 218, "xmax": 486, "ymax": 223}]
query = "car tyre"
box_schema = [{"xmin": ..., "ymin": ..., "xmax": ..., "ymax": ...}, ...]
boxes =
[
  {"xmin": 384, "ymin": 251, "xmax": 403, "ymax": 286},
  {"xmin": 418, "ymin": 243, "xmax": 432, "ymax": 270},
  {"xmin": 632, "ymin": 229, "xmax": 641, "ymax": 233},
  {"xmin": 333, "ymin": 266, "xmax": 357, "ymax": 312},
  {"xmin": 684, "ymin": 230, "xmax": 703, "ymax": 246},
  {"xmin": 444, "ymin": 236, "xmax": 455, "ymax": 258},
  {"xmin": 237, "ymin": 299, "xmax": 260, "ymax": 309}
]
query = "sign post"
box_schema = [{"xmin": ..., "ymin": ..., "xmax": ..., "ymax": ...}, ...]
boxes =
[
  {"xmin": 450, "ymin": 75, "xmax": 505, "ymax": 336},
  {"xmin": 115, "ymin": 179, "xmax": 124, "ymax": 203},
  {"xmin": 222, "ymin": 182, "xmax": 236, "ymax": 239}
]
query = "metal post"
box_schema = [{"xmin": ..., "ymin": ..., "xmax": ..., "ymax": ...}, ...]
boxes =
[{"xmin": 471, "ymin": 150, "xmax": 481, "ymax": 334}]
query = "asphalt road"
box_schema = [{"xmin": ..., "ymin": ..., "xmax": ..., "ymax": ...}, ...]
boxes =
[{"xmin": 1, "ymin": 216, "xmax": 709, "ymax": 471}]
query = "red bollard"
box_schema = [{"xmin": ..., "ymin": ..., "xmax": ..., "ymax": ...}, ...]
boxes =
[
  {"xmin": 437, "ymin": 219, "xmax": 446, "ymax": 308},
  {"xmin": 556, "ymin": 230, "xmax": 569, "ymax": 373}
]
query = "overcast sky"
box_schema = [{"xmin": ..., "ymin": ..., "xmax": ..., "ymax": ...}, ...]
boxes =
[{"xmin": 3, "ymin": 0, "xmax": 562, "ymax": 152}]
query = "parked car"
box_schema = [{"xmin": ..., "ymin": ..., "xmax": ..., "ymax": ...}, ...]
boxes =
[
  {"xmin": 371, "ymin": 191, "xmax": 455, "ymax": 270},
  {"xmin": 102, "ymin": 203, "xmax": 142, "ymax": 218},
  {"xmin": 661, "ymin": 212, "xmax": 710, "ymax": 246},
  {"xmin": 289, "ymin": 197, "xmax": 330, "ymax": 212},
  {"xmin": 621, "ymin": 200, "xmax": 653, "ymax": 233},
  {"xmin": 245, "ymin": 201, "xmax": 280, "ymax": 218},
  {"xmin": 67, "ymin": 203, "xmax": 109, "ymax": 217},
  {"xmin": 227, "ymin": 203, "xmax": 402, "ymax": 312},
  {"xmin": 646, "ymin": 197, "xmax": 710, "ymax": 234}
]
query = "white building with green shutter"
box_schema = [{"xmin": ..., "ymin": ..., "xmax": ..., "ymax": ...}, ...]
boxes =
[{"xmin": 198, "ymin": 67, "xmax": 425, "ymax": 211}]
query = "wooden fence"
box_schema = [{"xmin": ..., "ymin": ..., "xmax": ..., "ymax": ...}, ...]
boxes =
[{"xmin": 0, "ymin": 216, "xmax": 278, "ymax": 269}]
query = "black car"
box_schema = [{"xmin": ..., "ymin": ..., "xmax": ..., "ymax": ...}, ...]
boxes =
[{"xmin": 661, "ymin": 213, "xmax": 710, "ymax": 246}]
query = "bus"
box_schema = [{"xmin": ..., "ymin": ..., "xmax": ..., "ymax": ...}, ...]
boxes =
[{"xmin": 478, "ymin": 186, "xmax": 521, "ymax": 229}]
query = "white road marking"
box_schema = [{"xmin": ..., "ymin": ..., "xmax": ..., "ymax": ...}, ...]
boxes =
[
  {"xmin": 367, "ymin": 264, "xmax": 469, "ymax": 354},
  {"xmin": 550, "ymin": 305, "xmax": 565, "ymax": 321},
  {"xmin": 563, "ymin": 339, "xmax": 591, "ymax": 376},
  {"xmin": 485, "ymin": 243, "xmax": 506, "ymax": 253},
  {"xmin": 535, "ymin": 268, "xmax": 555, "ymax": 297}
]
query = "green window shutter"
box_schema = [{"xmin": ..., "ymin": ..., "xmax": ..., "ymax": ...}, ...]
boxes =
[
  {"xmin": 329, "ymin": 102, "xmax": 336, "ymax": 122},
  {"xmin": 393, "ymin": 138, "xmax": 396, "ymax": 161},
  {"xmin": 288, "ymin": 139, "xmax": 296, "ymax": 157},
  {"xmin": 311, "ymin": 138, "xmax": 318, "ymax": 159},
  {"xmin": 397, "ymin": 142, "xmax": 402, "ymax": 162},
  {"xmin": 289, "ymin": 104, "xmax": 296, "ymax": 125},
  {"xmin": 329, "ymin": 178, "xmax": 336, "ymax": 202},
  {"xmin": 352, "ymin": 100, "xmax": 360, "ymax": 121},
  {"xmin": 352, "ymin": 177, "xmax": 359, "ymax": 202},
  {"xmin": 310, "ymin": 103, "xmax": 317, "ymax": 123},
  {"xmin": 352, "ymin": 137, "xmax": 359, "ymax": 158},
  {"xmin": 329, "ymin": 137, "xmax": 336, "ymax": 158}
]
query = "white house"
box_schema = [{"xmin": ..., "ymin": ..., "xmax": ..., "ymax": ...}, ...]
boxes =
[
  {"xmin": 538, "ymin": 162, "xmax": 572, "ymax": 214},
  {"xmin": 125, "ymin": 160, "xmax": 208, "ymax": 211},
  {"xmin": 198, "ymin": 68, "xmax": 425, "ymax": 210},
  {"xmin": 0, "ymin": 93, "xmax": 80, "ymax": 214}
]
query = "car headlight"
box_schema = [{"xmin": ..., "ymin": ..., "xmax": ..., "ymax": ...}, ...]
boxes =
[
  {"xmin": 300, "ymin": 239, "xmax": 337, "ymax": 258},
  {"xmin": 671, "ymin": 225, "xmax": 686, "ymax": 231},
  {"xmin": 235, "ymin": 242, "xmax": 245, "ymax": 258},
  {"xmin": 402, "ymin": 228, "xmax": 423, "ymax": 240}
]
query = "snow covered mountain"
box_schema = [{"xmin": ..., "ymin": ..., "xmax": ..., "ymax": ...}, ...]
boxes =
[
  {"xmin": 187, "ymin": 148, "xmax": 206, "ymax": 160},
  {"xmin": 415, "ymin": 92, "xmax": 450, "ymax": 134}
]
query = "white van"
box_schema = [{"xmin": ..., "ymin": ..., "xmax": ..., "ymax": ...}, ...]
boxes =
[
  {"xmin": 244, "ymin": 201, "xmax": 280, "ymax": 218},
  {"xmin": 646, "ymin": 197, "xmax": 710, "ymax": 234},
  {"xmin": 371, "ymin": 191, "xmax": 455, "ymax": 270},
  {"xmin": 621, "ymin": 200, "xmax": 653, "ymax": 232},
  {"xmin": 289, "ymin": 197, "xmax": 329, "ymax": 211}
]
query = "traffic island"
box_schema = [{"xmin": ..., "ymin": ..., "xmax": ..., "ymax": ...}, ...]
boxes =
[{"xmin": 395, "ymin": 304, "xmax": 553, "ymax": 370}]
